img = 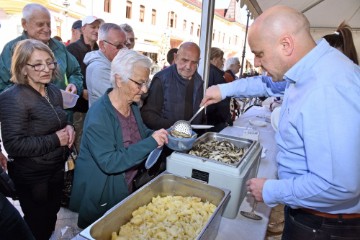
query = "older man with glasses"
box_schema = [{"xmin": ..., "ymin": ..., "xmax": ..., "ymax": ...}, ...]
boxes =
[
  {"xmin": 85, "ymin": 23, "xmax": 127, "ymax": 107},
  {"xmin": 0, "ymin": 3, "xmax": 82, "ymax": 97}
]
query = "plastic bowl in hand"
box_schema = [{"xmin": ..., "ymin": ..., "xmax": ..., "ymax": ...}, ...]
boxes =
[
  {"xmin": 60, "ymin": 90, "xmax": 79, "ymax": 109},
  {"xmin": 166, "ymin": 129, "xmax": 197, "ymax": 152}
]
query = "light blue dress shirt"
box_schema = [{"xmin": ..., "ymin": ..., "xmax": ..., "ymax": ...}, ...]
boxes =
[
  {"xmin": 219, "ymin": 74, "xmax": 286, "ymax": 98},
  {"xmin": 219, "ymin": 39, "xmax": 360, "ymax": 213}
]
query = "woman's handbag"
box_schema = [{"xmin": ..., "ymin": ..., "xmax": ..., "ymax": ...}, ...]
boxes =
[
  {"xmin": 0, "ymin": 167, "xmax": 18, "ymax": 200},
  {"xmin": 61, "ymin": 146, "xmax": 77, "ymax": 207}
]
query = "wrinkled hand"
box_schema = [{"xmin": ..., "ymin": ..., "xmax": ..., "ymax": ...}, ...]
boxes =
[
  {"xmin": 65, "ymin": 83, "xmax": 77, "ymax": 94},
  {"xmin": 152, "ymin": 129, "xmax": 168, "ymax": 147},
  {"xmin": 246, "ymin": 178, "xmax": 267, "ymax": 202},
  {"xmin": 65, "ymin": 125, "xmax": 76, "ymax": 148},
  {"xmin": 0, "ymin": 151, "xmax": 7, "ymax": 171},
  {"xmin": 200, "ymin": 85, "xmax": 222, "ymax": 107},
  {"xmin": 56, "ymin": 128, "xmax": 70, "ymax": 147}
]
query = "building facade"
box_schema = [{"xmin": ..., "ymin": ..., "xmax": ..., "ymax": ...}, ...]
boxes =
[{"xmin": 0, "ymin": 0, "xmax": 255, "ymax": 70}]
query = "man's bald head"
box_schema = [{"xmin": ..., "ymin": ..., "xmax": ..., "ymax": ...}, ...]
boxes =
[
  {"xmin": 251, "ymin": 6, "xmax": 310, "ymax": 41},
  {"xmin": 248, "ymin": 5, "xmax": 316, "ymax": 81},
  {"xmin": 177, "ymin": 42, "xmax": 200, "ymax": 56},
  {"xmin": 174, "ymin": 42, "xmax": 201, "ymax": 79}
]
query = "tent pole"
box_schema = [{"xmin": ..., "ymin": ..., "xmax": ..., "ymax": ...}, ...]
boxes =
[
  {"xmin": 198, "ymin": 0, "xmax": 215, "ymax": 91},
  {"xmin": 240, "ymin": 9, "xmax": 250, "ymax": 77}
]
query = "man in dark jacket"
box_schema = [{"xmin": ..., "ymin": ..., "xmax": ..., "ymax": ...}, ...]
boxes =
[
  {"xmin": 67, "ymin": 16, "xmax": 104, "ymax": 151},
  {"xmin": 141, "ymin": 42, "xmax": 204, "ymax": 130},
  {"xmin": 141, "ymin": 42, "xmax": 204, "ymax": 176}
]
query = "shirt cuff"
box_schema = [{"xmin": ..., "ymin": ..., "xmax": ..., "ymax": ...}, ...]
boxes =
[{"xmin": 263, "ymin": 178, "xmax": 292, "ymax": 207}]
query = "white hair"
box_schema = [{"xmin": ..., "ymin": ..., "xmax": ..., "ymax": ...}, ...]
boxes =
[
  {"xmin": 110, "ymin": 49, "xmax": 152, "ymax": 87},
  {"xmin": 224, "ymin": 57, "xmax": 240, "ymax": 71},
  {"xmin": 120, "ymin": 23, "xmax": 134, "ymax": 34},
  {"xmin": 98, "ymin": 23, "xmax": 123, "ymax": 41},
  {"xmin": 22, "ymin": 3, "xmax": 50, "ymax": 21}
]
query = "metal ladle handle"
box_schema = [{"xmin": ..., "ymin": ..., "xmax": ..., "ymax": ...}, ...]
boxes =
[{"xmin": 188, "ymin": 106, "xmax": 205, "ymax": 123}]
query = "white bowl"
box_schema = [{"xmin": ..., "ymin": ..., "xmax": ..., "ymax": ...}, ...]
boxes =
[{"xmin": 60, "ymin": 89, "xmax": 79, "ymax": 109}]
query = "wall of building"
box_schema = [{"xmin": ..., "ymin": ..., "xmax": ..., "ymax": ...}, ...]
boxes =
[{"xmin": 0, "ymin": 0, "xmax": 254, "ymax": 69}]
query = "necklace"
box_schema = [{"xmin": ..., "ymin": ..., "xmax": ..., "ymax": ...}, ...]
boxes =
[{"xmin": 44, "ymin": 87, "xmax": 61, "ymax": 128}]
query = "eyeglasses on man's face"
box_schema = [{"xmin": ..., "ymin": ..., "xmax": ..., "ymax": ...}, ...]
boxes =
[
  {"xmin": 128, "ymin": 78, "xmax": 150, "ymax": 88},
  {"xmin": 103, "ymin": 40, "xmax": 125, "ymax": 50},
  {"xmin": 26, "ymin": 62, "xmax": 57, "ymax": 71}
]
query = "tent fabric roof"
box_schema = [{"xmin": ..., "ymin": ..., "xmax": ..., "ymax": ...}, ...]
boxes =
[{"xmin": 241, "ymin": 0, "xmax": 360, "ymax": 29}]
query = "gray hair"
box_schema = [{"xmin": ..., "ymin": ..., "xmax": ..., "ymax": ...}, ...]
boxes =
[
  {"xmin": 98, "ymin": 23, "xmax": 123, "ymax": 41},
  {"xmin": 111, "ymin": 49, "xmax": 152, "ymax": 87},
  {"xmin": 224, "ymin": 57, "xmax": 240, "ymax": 71},
  {"xmin": 22, "ymin": 3, "xmax": 50, "ymax": 21},
  {"xmin": 120, "ymin": 23, "xmax": 134, "ymax": 34}
]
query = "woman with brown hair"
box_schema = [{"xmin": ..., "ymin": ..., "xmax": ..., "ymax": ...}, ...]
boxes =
[
  {"xmin": 0, "ymin": 39, "xmax": 75, "ymax": 240},
  {"xmin": 323, "ymin": 21, "xmax": 359, "ymax": 65}
]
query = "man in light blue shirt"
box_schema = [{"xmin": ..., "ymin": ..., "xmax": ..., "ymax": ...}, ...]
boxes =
[{"xmin": 202, "ymin": 5, "xmax": 360, "ymax": 239}]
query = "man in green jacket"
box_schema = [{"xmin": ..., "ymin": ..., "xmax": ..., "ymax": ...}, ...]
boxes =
[{"xmin": 0, "ymin": 3, "xmax": 83, "ymax": 96}]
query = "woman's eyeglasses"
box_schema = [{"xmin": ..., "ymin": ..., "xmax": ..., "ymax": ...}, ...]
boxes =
[
  {"xmin": 26, "ymin": 62, "xmax": 57, "ymax": 71},
  {"xmin": 103, "ymin": 40, "xmax": 125, "ymax": 50},
  {"xmin": 128, "ymin": 78, "xmax": 149, "ymax": 88}
]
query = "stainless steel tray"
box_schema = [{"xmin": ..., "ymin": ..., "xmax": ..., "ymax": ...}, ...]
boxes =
[
  {"xmin": 79, "ymin": 172, "xmax": 230, "ymax": 240},
  {"xmin": 182, "ymin": 132, "xmax": 257, "ymax": 168}
]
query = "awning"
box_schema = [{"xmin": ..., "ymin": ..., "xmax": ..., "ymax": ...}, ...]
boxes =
[{"xmin": 240, "ymin": 0, "xmax": 360, "ymax": 29}]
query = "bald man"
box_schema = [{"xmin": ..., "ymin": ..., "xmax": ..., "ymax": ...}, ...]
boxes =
[
  {"xmin": 141, "ymin": 42, "xmax": 204, "ymax": 179},
  {"xmin": 141, "ymin": 42, "xmax": 204, "ymax": 130},
  {"xmin": 202, "ymin": 6, "xmax": 360, "ymax": 239}
]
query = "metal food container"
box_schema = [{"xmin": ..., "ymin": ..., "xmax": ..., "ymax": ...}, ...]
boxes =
[
  {"xmin": 188, "ymin": 132, "xmax": 258, "ymax": 169},
  {"xmin": 166, "ymin": 132, "xmax": 262, "ymax": 219},
  {"xmin": 79, "ymin": 172, "xmax": 230, "ymax": 240}
]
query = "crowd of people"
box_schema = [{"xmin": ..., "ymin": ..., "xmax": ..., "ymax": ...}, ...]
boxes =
[{"xmin": 0, "ymin": 2, "xmax": 359, "ymax": 240}]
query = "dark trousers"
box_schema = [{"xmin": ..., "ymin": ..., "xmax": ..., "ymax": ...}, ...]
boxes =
[
  {"xmin": 0, "ymin": 192, "xmax": 35, "ymax": 240},
  {"xmin": 282, "ymin": 205, "xmax": 360, "ymax": 240},
  {"xmin": 16, "ymin": 168, "xmax": 64, "ymax": 240}
]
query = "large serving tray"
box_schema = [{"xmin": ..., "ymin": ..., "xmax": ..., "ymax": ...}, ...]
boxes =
[
  {"xmin": 79, "ymin": 172, "xmax": 230, "ymax": 240},
  {"xmin": 182, "ymin": 132, "xmax": 258, "ymax": 168}
]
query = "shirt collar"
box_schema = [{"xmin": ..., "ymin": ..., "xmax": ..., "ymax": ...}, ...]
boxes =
[{"xmin": 284, "ymin": 39, "xmax": 330, "ymax": 84}]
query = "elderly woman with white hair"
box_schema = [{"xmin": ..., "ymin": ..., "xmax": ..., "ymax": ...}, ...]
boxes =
[
  {"xmin": 69, "ymin": 49, "xmax": 168, "ymax": 229},
  {"xmin": 223, "ymin": 57, "xmax": 241, "ymax": 82}
]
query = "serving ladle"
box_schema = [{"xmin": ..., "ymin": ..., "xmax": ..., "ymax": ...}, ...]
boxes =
[
  {"xmin": 240, "ymin": 200, "xmax": 262, "ymax": 220},
  {"xmin": 171, "ymin": 106, "xmax": 205, "ymax": 137},
  {"xmin": 145, "ymin": 106, "xmax": 205, "ymax": 169}
]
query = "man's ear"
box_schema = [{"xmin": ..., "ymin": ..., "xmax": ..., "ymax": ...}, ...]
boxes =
[
  {"xmin": 21, "ymin": 18, "xmax": 27, "ymax": 31},
  {"xmin": 99, "ymin": 40, "xmax": 105, "ymax": 51},
  {"xmin": 280, "ymin": 35, "xmax": 294, "ymax": 56}
]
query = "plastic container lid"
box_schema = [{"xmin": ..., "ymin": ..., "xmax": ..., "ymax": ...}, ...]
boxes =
[{"xmin": 145, "ymin": 147, "xmax": 163, "ymax": 169}]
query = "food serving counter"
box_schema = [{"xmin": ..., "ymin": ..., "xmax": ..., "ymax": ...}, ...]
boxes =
[
  {"xmin": 72, "ymin": 106, "xmax": 278, "ymax": 240},
  {"xmin": 215, "ymin": 106, "xmax": 279, "ymax": 240}
]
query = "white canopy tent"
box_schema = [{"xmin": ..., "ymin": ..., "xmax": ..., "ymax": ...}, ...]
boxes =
[
  {"xmin": 198, "ymin": 0, "xmax": 360, "ymax": 88},
  {"xmin": 240, "ymin": 0, "xmax": 360, "ymax": 57},
  {"xmin": 241, "ymin": 0, "xmax": 360, "ymax": 29}
]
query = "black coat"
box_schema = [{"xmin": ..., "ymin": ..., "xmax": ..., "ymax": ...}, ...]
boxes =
[
  {"xmin": 207, "ymin": 64, "xmax": 232, "ymax": 131},
  {"xmin": 66, "ymin": 35, "xmax": 99, "ymax": 112},
  {"xmin": 0, "ymin": 84, "xmax": 68, "ymax": 183},
  {"xmin": 141, "ymin": 64, "xmax": 204, "ymax": 130}
]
